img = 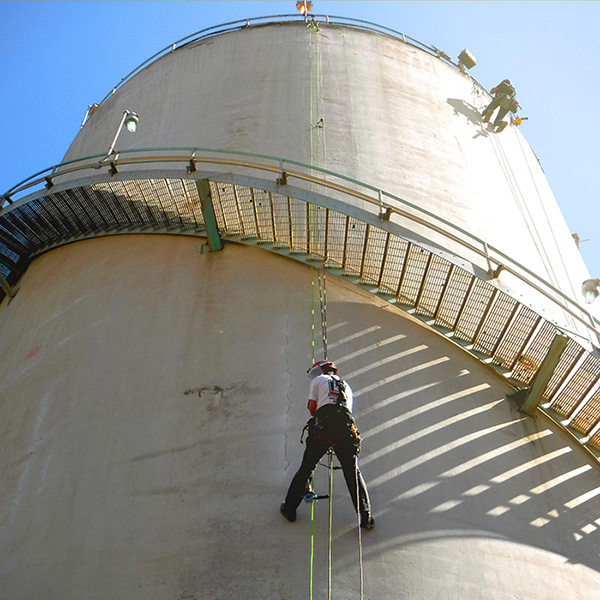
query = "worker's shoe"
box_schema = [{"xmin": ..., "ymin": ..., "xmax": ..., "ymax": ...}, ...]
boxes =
[
  {"xmin": 360, "ymin": 513, "xmax": 375, "ymax": 530},
  {"xmin": 280, "ymin": 502, "xmax": 296, "ymax": 522}
]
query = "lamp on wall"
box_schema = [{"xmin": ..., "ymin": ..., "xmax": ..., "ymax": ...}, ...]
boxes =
[
  {"xmin": 458, "ymin": 49, "xmax": 477, "ymax": 72},
  {"xmin": 582, "ymin": 278, "xmax": 600, "ymax": 304},
  {"xmin": 107, "ymin": 110, "xmax": 139, "ymax": 154}
]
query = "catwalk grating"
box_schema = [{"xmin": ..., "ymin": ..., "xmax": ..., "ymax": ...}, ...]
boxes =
[{"xmin": 1, "ymin": 175, "xmax": 600, "ymax": 457}]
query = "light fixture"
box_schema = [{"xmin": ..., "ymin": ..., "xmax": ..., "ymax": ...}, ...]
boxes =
[
  {"xmin": 125, "ymin": 112, "xmax": 139, "ymax": 133},
  {"xmin": 582, "ymin": 278, "xmax": 600, "ymax": 304},
  {"xmin": 458, "ymin": 48, "xmax": 477, "ymax": 71},
  {"xmin": 107, "ymin": 110, "xmax": 140, "ymax": 154},
  {"xmin": 296, "ymin": 1, "xmax": 313, "ymax": 15}
]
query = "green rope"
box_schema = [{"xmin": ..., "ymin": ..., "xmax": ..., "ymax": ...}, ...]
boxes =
[
  {"xmin": 309, "ymin": 490, "xmax": 316, "ymax": 600},
  {"xmin": 308, "ymin": 20, "xmax": 331, "ymax": 600},
  {"xmin": 309, "ymin": 269, "xmax": 316, "ymax": 600},
  {"xmin": 308, "ymin": 17, "xmax": 316, "ymax": 573},
  {"xmin": 355, "ymin": 462, "xmax": 365, "ymax": 599},
  {"xmin": 311, "ymin": 274, "xmax": 316, "ymax": 363},
  {"xmin": 328, "ymin": 448, "xmax": 334, "ymax": 600},
  {"xmin": 319, "ymin": 270, "xmax": 328, "ymax": 360}
]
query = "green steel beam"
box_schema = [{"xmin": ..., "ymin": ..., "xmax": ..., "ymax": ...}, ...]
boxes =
[
  {"xmin": 0, "ymin": 273, "xmax": 18, "ymax": 300},
  {"xmin": 514, "ymin": 333, "xmax": 569, "ymax": 416},
  {"xmin": 0, "ymin": 254, "xmax": 20, "ymax": 274},
  {"xmin": 195, "ymin": 179, "xmax": 222, "ymax": 252}
]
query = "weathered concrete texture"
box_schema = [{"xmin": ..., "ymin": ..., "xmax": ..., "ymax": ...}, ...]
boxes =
[
  {"xmin": 63, "ymin": 22, "xmax": 591, "ymax": 314},
  {"xmin": 1, "ymin": 235, "xmax": 599, "ymax": 599}
]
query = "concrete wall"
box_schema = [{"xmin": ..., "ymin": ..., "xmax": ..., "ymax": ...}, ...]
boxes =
[
  {"xmin": 1, "ymin": 235, "xmax": 600, "ymax": 599},
  {"xmin": 63, "ymin": 22, "xmax": 590, "ymax": 304},
  {"xmin": 3, "ymin": 19, "xmax": 599, "ymax": 600}
]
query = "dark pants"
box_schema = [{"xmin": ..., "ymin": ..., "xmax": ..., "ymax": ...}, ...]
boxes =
[
  {"xmin": 283, "ymin": 430, "xmax": 372, "ymax": 518},
  {"xmin": 482, "ymin": 96, "xmax": 510, "ymax": 125}
]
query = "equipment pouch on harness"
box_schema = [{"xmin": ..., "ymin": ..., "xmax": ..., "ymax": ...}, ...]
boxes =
[{"xmin": 309, "ymin": 403, "xmax": 362, "ymax": 455}]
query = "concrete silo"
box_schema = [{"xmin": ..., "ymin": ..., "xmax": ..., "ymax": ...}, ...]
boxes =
[{"xmin": 2, "ymin": 13, "xmax": 600, "ymax": 600}]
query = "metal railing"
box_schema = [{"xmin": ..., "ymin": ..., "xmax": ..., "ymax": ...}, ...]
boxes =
[
  {"xmin": 2, "ymin": 147, "xmax": 598, "ymax": 344},
  {"xmin": 3, "ymin": 147, "xmax": 600, "ymax": 451},
  {"xmin": 81, "ymin": 14, "xmax": 479, "ymax": 124}
]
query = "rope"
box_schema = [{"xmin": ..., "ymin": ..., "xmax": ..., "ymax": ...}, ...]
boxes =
[
  {"xmin": 309, "ymin": 486, "xmax": 316, "ymax": 600},
  {"xmin": 308, "ymin": 271, "xmax": 316, "ymax": 600},
  {"xmin": 307, "ymin": 22, "xmax": 350, "ymax": 600},
  {"xmin": 328, "ymin": 448, "xmax": 334, "ymax": 600},
  {"xmin": 478, "ymin": 93, "xmax": 562, "ymax": 290},
  {"xmin": 308, "ymin": 23, "xmax": 318, "ymax": 600},
  {"xmin": 355, "ymin": 461, "xmax": 365, "ymax": 600},
  {"xmin": 319, "ymin": 270, "xmax": 328, "ymax": 359},
  {"xmin": 311, "ymin": 275, "xmax": 317, "ymax": 363},
  {"xmin": 513, "ymin": 131, "xmax": 580, "ymax": 303}
]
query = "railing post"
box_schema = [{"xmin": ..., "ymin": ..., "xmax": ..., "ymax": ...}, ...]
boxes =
[
  {"xmin": 276, "ymin": 158, "xmax": 288, "ymax": 186},
  {"xmin": 378, "ymin": 190, "xmax": 391, "ymax": 221}
]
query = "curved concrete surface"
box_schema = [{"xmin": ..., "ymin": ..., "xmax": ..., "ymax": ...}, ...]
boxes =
[
  {"xmin": 63, "ymin": 22, "xmax": 590, "ymax": 305},
  {"xmin": 1, "ymin": 235, "xmax": 600, "ymax": 599}
]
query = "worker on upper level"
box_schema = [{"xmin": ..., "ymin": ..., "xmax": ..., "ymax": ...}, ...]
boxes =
[{"xmin": 482, "ymin": 79, "xmax": 520, "ymax": 132}]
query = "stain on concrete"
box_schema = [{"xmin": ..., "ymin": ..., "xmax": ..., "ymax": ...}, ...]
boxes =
[
  {"xmin": 128, "ymin": 440, "xmax": 202, "ymax": 463},
  {"xmin": 26, "ymin": 346, "xmax": 41, "ymax": 359}
]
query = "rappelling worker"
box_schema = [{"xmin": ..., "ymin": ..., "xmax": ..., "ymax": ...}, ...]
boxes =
[
  {"xmin": 280, "ymin": 360, "xmax": 374, "ymax": 529},
  {"xmin": 481, "ymin": 79, "xmax": 520, "ymax": 132}
]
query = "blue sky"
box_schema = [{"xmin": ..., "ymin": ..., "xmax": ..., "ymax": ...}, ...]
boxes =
[{"xmin": 2, "ymin": 1, "xmax": 598, "ymax": 276}]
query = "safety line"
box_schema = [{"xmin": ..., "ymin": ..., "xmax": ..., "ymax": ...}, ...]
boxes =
[
  {"xmin": 355, "ymin": 462, "xmax": 365, "ymax": 600},
  {"xmin": 309, "ymin": 270, "xmax": 316, "ymax": 600},
  {"xmin": 319, "ymin": 270, "xmax": 328, "ymax": 359},
  {"xmin": 328, "ymin": 448, "xmax": 334, "ymax": 600},
  {"xmin": 513, "ymin": 131, "xmax": 580, "ymax": 302},
  {"xmin": 490, "ymin": 133, "xmax": 580, "ymax": 332},
  {"xmin": 309, "ymin": 484, "xmax": 316, "ymax": 600},
  {"xmin": 311, "ymin": 274, "xmax": 317, "ymax": 363},
  {"xmin": 307, "ymin": 19, "xmax": 356, "ymax": 600},
  {"xmin": 481, "ymin": 101, "xmax": 561, "ymax": 289},
  {"xmin": 308, "ymin": 22, "xmax": 317, "ymax": 600},
  {"xmin": 478, "ymin": 91, "xmax": 582, "ymax": 335}
]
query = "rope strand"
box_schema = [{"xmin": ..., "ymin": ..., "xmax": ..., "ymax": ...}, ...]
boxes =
[
  {"xmin": 355, "ymin": 461, "xmax": 365, "ymax": 600},
  {"xmin": 309, "ymin": 482, "xmax": 316, "ymax": 600},
  {"xmin": 319, "ymin": 270, "xmax": 328, "ymax": 359},
  {"xmin": 328, "ymin": 448, "xmax": 334, "ymax": 600}
]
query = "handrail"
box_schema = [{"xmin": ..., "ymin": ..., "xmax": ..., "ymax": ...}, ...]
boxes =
[
  {"xmin": 89, "ymin": 14, "xmax": 482, "ymax": 117},
  {"xmin": 1, "ymin": 146, "xmax": 599, "ymax": 345}
]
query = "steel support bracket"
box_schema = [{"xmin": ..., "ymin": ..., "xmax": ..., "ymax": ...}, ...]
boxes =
[
  {"xmin": 276, "ymin": 171, "xmax": 288, "ymax": 186},
  {"xmin": 509, "ymin": 333, "xmax": 569, "ymax": 416},
  {"xmin": 0, "ymin": 273, "xmax": 18, "ymax": 301},
  {"xmin": 488, "ymin": 264, "xmax": 506, "ymax": 279},
  {"xmin": 195, "ymin": 179, "xmax": 223, "ymax": 252},
  {"xmin": 378, "ymin": 207, "xmax": 392, "ymax": 221}
]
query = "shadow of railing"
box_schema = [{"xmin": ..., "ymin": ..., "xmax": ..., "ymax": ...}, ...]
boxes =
[
  {"xmin": 2, "ymin": 158, "xmax": 600, "ymax": 461},
  {"xmin": 314, "ymin": 299, "xmax": 600, "ymax": 577}
]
